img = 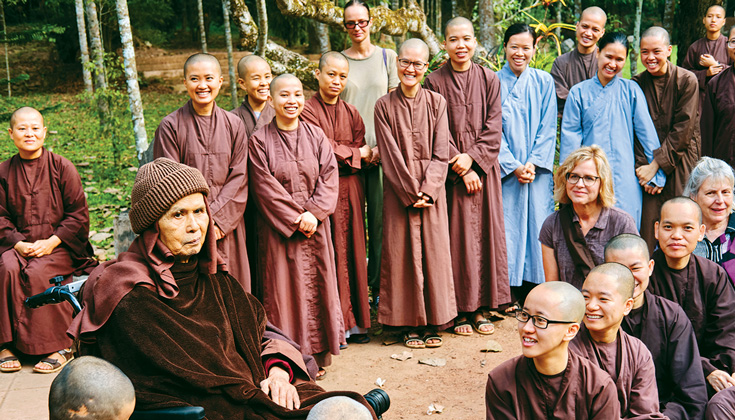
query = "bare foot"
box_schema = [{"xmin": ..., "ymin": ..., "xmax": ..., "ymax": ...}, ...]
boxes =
[
  {"xmin": 0, "ymin": 348, "xmax": 20, "ymax": 372},
  {"xmin": 453, "ymin": 316, "xmax": 472, "ymax": 336},
  {"xmin": 473, "ymin": 311, "xmax": 495, "ymax": 335}
]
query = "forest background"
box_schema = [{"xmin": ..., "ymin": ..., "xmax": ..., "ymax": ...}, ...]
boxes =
[{"xmin": 0, "ymin": 0, "xmax": 728, "ymax": 260}]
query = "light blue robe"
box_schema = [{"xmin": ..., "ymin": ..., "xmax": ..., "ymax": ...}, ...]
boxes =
[
  {"xmin": 560, "ymin": 74, "xmax": 666, "ymax": 229},
  {"xmin": 498, "ymin": 63, "xmax": 557, "ymax": 286}
]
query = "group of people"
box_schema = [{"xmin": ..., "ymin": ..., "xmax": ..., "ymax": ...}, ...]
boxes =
[{"xmin": 2, "ymin": 0, "xmax": 735, "ymax": 418}]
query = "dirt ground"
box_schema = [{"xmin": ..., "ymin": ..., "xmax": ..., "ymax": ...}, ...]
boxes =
[{"xmin": 319, "ymin": 313, "xmax": 522, "ymax": 419}]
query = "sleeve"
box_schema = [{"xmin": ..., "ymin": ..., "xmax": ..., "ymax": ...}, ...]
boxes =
[
  {"xmin": 527, "ymin": 75, "xmax": 558, "ymax": 172},
  {"xmin": 374, "ymin": 98, "xmax": 421, "ymax": 207},
  {"xmin": 263, "ymin": 321, "xmax": 317, "ymax": 381},
  {"xmin": 701, "ymin": 265, "xmax": 735, "ymax": 375},
  {"xmin": 208, "ymin": 119, "xmax": 249, "ymax": 235},
  {"xmin": 651, "ymin": 72, "xmax": 700, "ymax": 175},
  {"xmin": 153, "ymin": 117, "xmax": 181, "ymax": 161},
  {"xmin": 299, "ymin": 103, "xmax": 362, "ymax": 171},
  {"xmin": 247, "ymin": 132, "xmax": 303, "ymax": 238},
  {"xmin": 303, "ymin": 129, "xmax": 339, "ymax": 221},
  {"xmin": 261, "ymin": 340, "xmax": 311, "ymax": 383},
  {"xmin": 560, "ymin": 86, "xmax": 585, "ymax": 164},
  {"xmin": 485, "ymin": 374, "xmax": 518, "ymax": 420},
  {"xmin": 53, "ymin": 159, "xmax": 91, "ymax": 256},
  {"xmin": 627, "ymin": 347, "xmax": 668, "ymax": 419},
  {"xmin": 386, "ymin": 49, "xmax": 400, "ymax": 90},
  {"xmin": 538, "ymin": 212, "xmax": 557, "ymax": 248},
  {"xmin": 591, "ymin": 377, "xmax": 623, "ymax": 420},
  {"xmin": 550, "ymin": 55, "xmax": 570, "ymax": 109},
  {"xmin": 419, "ymin": 97, "xmax": 450, "ymax": 201},
  {"xmin": 631, "ymin": 84, "xmax": 667, "ymax": 187},
  {"xmin": 680, "ymin": 44, "xmax": 709, "ymax": 93},
  {"xmin": 0, "ymin": 166, "xmax": 25, "ymax": 254},
  {"xmin": 466, "ymin": 72, "xmax": 503, "ymax": 175},
  {"xmin": 700, "ymin": 79, "xmax": 716, "ymax": 158}
]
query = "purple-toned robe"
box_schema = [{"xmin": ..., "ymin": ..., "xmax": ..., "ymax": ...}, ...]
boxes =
[{"xmin": 701, "ymin": 66, "xmax": 735, "ymax": 168}]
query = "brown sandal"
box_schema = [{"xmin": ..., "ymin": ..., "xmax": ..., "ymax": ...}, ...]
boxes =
[
  {"xmin": 0, "ymin": 348, "xmax": 21, "ymax": 373},
  {"xmin": 33, "ymin": 349, "xmax": 73, "ymax": 374}
]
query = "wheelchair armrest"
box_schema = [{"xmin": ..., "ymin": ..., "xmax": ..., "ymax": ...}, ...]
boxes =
[{"xmin": 129, "ymin": 406, "xmax": 205, "ymax": 420}]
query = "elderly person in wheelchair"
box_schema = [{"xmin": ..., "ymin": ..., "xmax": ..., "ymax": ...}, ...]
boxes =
[{"xmin": 65, "ymin": 158, "xmax": 379, "ymax": 420}]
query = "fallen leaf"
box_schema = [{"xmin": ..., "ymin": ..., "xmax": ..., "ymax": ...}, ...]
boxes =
[
  {"xmin": 103, "ymin": 188, "xmax": 122, "ymax": 194},
  {"xmin": 127, "ymin": 167, "xmax": 138, "ymax": 172},
  {"xmin": 390, "ymin": 351, "xmax": 413, "ymax": 361},
  {"xmin": 90, "ymin": 232, "xmax": 113, "ymax": 242},
  {"xmin": 480, "ymin": 360, "xmax": 486, "ymax": 367},
  {"xmin": 427, "ymin": 403, "xmax": 444, "ymax": 415},
  {"xmin": 99, "ymin": 227, "xmax": 113, "ymax": 233},
  {"xmin": 481, "ymin": 340, "xmax": 503, "ymax": 353},
  {"xmin": 77, "ymin": 161, "xmax": 90, "ymax": 167},
  {"xmin": 418, "ymin": 358, "xmax": 446, "ymax": 367},
  {"xmin": 375, "ymin": 377, "xmax": 386, "ymax": 388},
  {"xmin": 84, "ymin": 186, "xmax": 99, "ymax": 194}
]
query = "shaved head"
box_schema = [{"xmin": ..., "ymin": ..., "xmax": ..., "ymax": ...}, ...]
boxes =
[
  {"xmin": 641, "ymin": 26, "xmax": 670, "ymax": 46},
  {"xmin": 587, "ymin": 263, "xmax": 635, "ymax": 299},
  {"xmin": 398, "ymin": 38, "xmax": 430, "ymax": 61},
  {"xmin": 184, "ymin": 53, "xmax": 222, "ymax": 77},
  {"xmin": 604, "ymin": 234, "xmax": 649, "ymax": 262},
  {"xmin": 527, "ymin": 281, "xmax": 586, "ymax": 323},
  {"xmin": 319, "ymin": 51, "xmax": 349, "ymax": 71},
  {"xmin": 9, "ymin": 106, "xmax": 43, "ymax": 128},
  {"xmin": 444, "ymin": 16, "xmax": 474, "ymax": 37},
  {"xmin": 580, "ymin": 6, "xmax": 607, "ymax": 24},
  {"xmin": 269, "ymin": 73, "xmax": 302, "ymax": 96},
  {"xmin": 708, "ymin": 4, "xmax": 726, "ymax": 15},
  {"xmin": 661, "ymin": 196, "xmax": 703, "ymax": 224},
  {"xmin": 306, "ymin": 396, "xmax": 373, "ymax": 420},
  {"xmin": 237, "ymin": 54, "xmax": 269, "ymax": 79}
]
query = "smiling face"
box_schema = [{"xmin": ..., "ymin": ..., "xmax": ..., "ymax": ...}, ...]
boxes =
[
  {"xmin": 316, "ymin": 56, "xmax": 349, "ymax": 102},
  {"xmin": 505, "ymin": 32, "xmax": 536, "ymax": 76},
  {"xmin": 704, "ymin": 6, "xmax": 726, "ymax": 35},
  {"xmin": 565, "ymin": 159, "xmax": 601, "ymax": 207},
  {"xmin": 597, "ymin": 42, "xmax": 627, "ymax": 84},
  {"xmin": 604, "ymin": 247, "xmax": 653, "ymax": 305},
  {"xmin": 270, "ymin": 75, "xmax": 305, "ymax": 124},
  {"xmin": 655, "ymin": 200, "xmax": 706, "ymax": 264},
  {"xmin": 184, "ymin": 60, "xmax": 223, "ymax": 114},
  {"xmin": 640, "ymin": 35, "xmax": 672, "ymax": 77},
  {"xmin": 344, "ymin": 4, "xmax": 371, "ymax": 45},
  {"xmin": 518, "ymin": 290, "xmax": 578, "ymax": 360},
  {"xmin": 397, "ymin": 46, "xmax": 429, "ymax": 92},
  {"xmin": 444, "ymin": 22, "xmax": 477, "ymax": 71},
  {"xmin": 576, "ymin": 12, "xmax": 606, "ymax": 52},
  {"xmin": 9, "ymin": 109, "xmax": 46, "ymax": 160},
  {"xmin": 694, "ymin": 176, "xmax": 734, "ymax": 228},
  {"xmin": 157, "ymin": 193, "xmax": 209, "ymax": 263},
  {"xmin": 581, "ymin": 272, "xmax": 633, "ymax": 337},
  {"xmin": 238, "ymin": 58, "xmax": 272, "ymax": 106}
]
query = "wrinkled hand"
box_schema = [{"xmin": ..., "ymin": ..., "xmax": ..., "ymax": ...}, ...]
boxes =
[
  {"xmin": 462, "ymin": 171, "xmax": 482, "ymax": 194},
  {"xmin": 294, "ymin": 211, "xmax": 318, "ymax": 238},
  {"xmin": 359, "ymin": 145, "xmax": 373, "ymax": 162},
  {"xmin": 643, "ymin": 184, "xmax": 663, "ymax": 195},
  {"xmin": 700, "ymin": 54, "xmax": 718, "ymax": 68},
  {"xmin": 707, "ymin": 370, "xmax": 735, "ymax": 392},
  {"xmin": 413, "ymin": 192, "xmax": 433, "ymax": 208},
  {"xmin": 636, "ymin": 161, "xmax": 659, "ymax": 185},
  {"xmin": 260, "ymin": 366, "xmax": 300, "ymax": 410},
  {"xmin": 449, "ymin": 153, "xmax": 474, "ymax": 177},
  {"xmin": 13, "ymin": 241, "xmax": 34, "ymax": 258},
  {"xmin": 25, "ymin": 236, "xmax": 61, "ymax": 258},
  {"xmin": 214, "ymin": 224, "xmax": 225, "ymax": 240},
  {"xmin": 369, "ymin": 146, "xmax": 381, "ymax": 165},
  {"xmin": 708, "ymin": 64, "xmax": 724, "ymax": 77},
  {"xmin": 513, "ymin": 164, "xmax": 535, "ymax": 184}
]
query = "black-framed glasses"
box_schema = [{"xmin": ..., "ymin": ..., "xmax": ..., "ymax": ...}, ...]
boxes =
[
  {"xmin": 344, "ymin": 19, "xmax": 370, "ymax": 29},
  {"xmin": 728, "ymin": 39, "xmax": 735, "ymax": 48},
  {"xmin": 515, "ymin": 310, "xmax": 576, "ymax": 329},
  {"xmin": 397, "ymin": 58, "xmax": 428, "ymax": 71},
  {"xmin": 566, "ymin": 173, "xmax": 600, "ymax": 187}
]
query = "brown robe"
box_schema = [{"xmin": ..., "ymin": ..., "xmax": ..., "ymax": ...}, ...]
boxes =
[
  {"xmin": 649, "ymin": 251, "xmax": 735, "ymax": 381},
  {"xmin": 154, "ymin": 100, "xmax": 250, "ymax": 291},
  {"xmin": 701, "ymin": 66, "xmax": 735, "ymax": 168},
  {"xmin": 0, "ymin": 149, "xmax": 96, "ymax": 355},
  {"xmin": 681, "ymin": 35, "xmax": 730, "ymax": 104},
  {"xmin": 632, "ymin": 64, "xmax": 701, "ymax": 253},
  {"xmin": 705, "ymin": 386, "xmax": 735, "ymax": 419},
  {"xmin": 248, "ymin": 120, "xmax": 344, "ymax": 362},
  {"xmin": 374, "ymin": 86, "xmax": 457, "ymax": 327},
  {"xmin": 69, "ymin": 225, "xmax": 374, "ymax": 420},
  {"xmin": 300, "ymin": 93, "xmax": 370, "ymax": 332},
  {"xmin": 423, "ymin": 62, "xmax": 511, "ymax": 313},
  {"xmin": 570, "ymin": 326, "xmax": 668, "ymax": 419},
  {"xmin": 621, "ymin": 291, "xmax": 707, "ymax": 420},
  {"xmin": 485, "ymin": 351, "xmax": 620, "ymax": 419},
  {"xmin": 550, "ymin": 47, "xmax": 598, "ymax": 113},
  {"xmin": 231, "ymin": 99, "xmax": 276, "ymax": 300}
]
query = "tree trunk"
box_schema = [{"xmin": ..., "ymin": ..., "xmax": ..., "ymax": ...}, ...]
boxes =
[
  {"xmin": 74, "ymin": 0, "xmax": 93, "ymax": 93},
  {"xmin": 574, "ymin": 0, "xmax": 581, "ymax": 20},
  {"xmin": 222, "ymin": 0, "xmax": 238, "ymax": 109},
  {"xmin": 197, "ymin": 0, "xmax": 208, "ymax": 53},
  {"xmin": 313, "ymin": 22, "xmax": 330, "ymax": 54},
  {"xmin": 115, "ymin": 0, "xmax": 148, "ymax": 163},
  {"xmin": 434, "ymin": 0, "xmax": 441, "ymax": 36},
  {"xmin": 663, "ymin": 0, "xmax": 676, "ymax": 34},
  {"xmin": 232, "ymin": 0, "xmax": 258, "ymax": 51},
  {"xmin": 391, "ymin": 0, "xmax": 405, "ymax": 46},
  {"xmin": 555, "ymin": 5, "xmax": 562, "ymax": 39},
  {"xmin": 478, "ymin": 0, "xmax": 496, "ymax": 51},
  {"xmin": 0, "ymin": 0, "xmax": 9, "ymax": 98},
  {"xmin": 630, "ymin": 0, "xmax": 643, "ymax": 75},
  {"xmin": 255, "ymin": 0, "xmax": 268, "ymax": 56},
  {"xmin": 675, "ymin": 0, "xmax": 709, "ymax": 64},
  {"xmin": 85, "ymin": 0, "xmax": 107, "ymax": 91}
]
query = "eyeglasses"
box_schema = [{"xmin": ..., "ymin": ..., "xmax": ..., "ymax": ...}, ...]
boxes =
[
  {"xmin": 397, "ymin": 58, "xmax": 428, "ymax": 71},
  {"xmin": 728, "ymin": 40, "xmax": 735, "ymax": 48},
  {"xmin": 515, "ymin": 310, "xmax": 576, "ymax": 329},
  {"xmin": 566, "ymin": 173, "xmax": 601, "ymax": 187},
  {"xmin": 344, "ymin": 19, "xmax": 370, "ymax": 29}
]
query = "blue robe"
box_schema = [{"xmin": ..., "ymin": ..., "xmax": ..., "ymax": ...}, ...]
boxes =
[
  {"xmin": 560, "ymin": 74, "xmax": 666, "ymax": 228},
  {"xmin": 498, "ymin": 63, "xmax": 556, "ymax": 286}
]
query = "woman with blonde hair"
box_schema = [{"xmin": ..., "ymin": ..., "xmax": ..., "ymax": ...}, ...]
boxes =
[{"xmin": 540, "ymin": 146, "xmax": 638, "ymax": 288}]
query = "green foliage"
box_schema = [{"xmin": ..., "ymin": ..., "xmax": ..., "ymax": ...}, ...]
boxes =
[
  {"xmin": 0, "ymin": 73, "xmax": 29, "ymax": 85},
  {"xmin": 0, "ymin": 23, "xmax": 65, "ymax": 44}
]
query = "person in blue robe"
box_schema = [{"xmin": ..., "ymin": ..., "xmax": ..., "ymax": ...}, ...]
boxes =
[
  {"xmin": 561, "ymin": 31, "xmax": 666, "ymax": 229},
  {"xmin": 498, "ymin": 23, "xmax": 557, "ymax": 300}
]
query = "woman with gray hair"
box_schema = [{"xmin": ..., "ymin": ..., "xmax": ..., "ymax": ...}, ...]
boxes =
[{"xmin": 684, "ymin": 157, "xmax": 735, "ymax": 279}]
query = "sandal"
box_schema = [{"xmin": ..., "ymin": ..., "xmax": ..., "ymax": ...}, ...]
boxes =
[
  {"xmin": 473, "ymin": 316, "xmax": 495, "ymax": 335},
  {"xmin": 346, "ymin": 334, "xmax": 371, "ymax": 344},
  {"xmin": 404, "ymin": 331, "xmax": 425, "ymax": 349},
  {"xmin": 504, "ymin": 301, "xmax": 521, "ymax": 315},
  {"xmin": 453, "ymin": 317, "xmax": 473, "ymax": 336},
  {"xmin": 316, "ymin": 367, "xmax": 327, "ymax": 381},
  {"xmin": 33, "ymin": 349, "xmax": 73, "ymax": 374},
  {"xmin": 423, "ymin": 332, "xmax": 443, "ymax": 348},
  {"xmin": 0, "ymin": 347, "xmax": 21, "ymax": 373}
]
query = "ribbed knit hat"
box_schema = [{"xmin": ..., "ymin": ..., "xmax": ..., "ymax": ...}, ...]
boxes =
[{"xmin": 129, "ymin": 158, "xmax": 210, "ymax": 234}]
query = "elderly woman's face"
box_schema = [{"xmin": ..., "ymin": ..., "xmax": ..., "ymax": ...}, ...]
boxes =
[
  {"xmin": 694, "ymin": 177, "xmax": 734, "ymax": 227},
  {"xmin": 157, "ymin": 193, "xmax": 209, "ymax": 263},
  {"xmin": 566, "ymin": 159, "xmax": 601, "ymax": 207}
]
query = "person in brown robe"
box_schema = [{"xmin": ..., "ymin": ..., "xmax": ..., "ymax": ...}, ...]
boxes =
[
  {"xmin": 153, "ymin": 53, "xmax": 251, "ymax": 292},
  {"xmin": 0, "ymin": 107, "xmax": 96, "ymax": 374},
  {"xmin": 486, "ymin": 281, "xmax": 620, "ymax": 419},
  {"xmin": 649, "ymin": 197, "xmax": 735, "ymax": 396},
  {"xmin": 248, "ymin": 74, "xmax": 343, "ymax": 377},
  {"xmin": 701, "ymin": 26, "xmax": 735, "ymax": 169},
  {"xmin": 570, "ymin": 263, "xmax": 668, "ymax": 419},
  {"xmin": 67, "ymin": 158, "xmax": 376, "ymax": 420},
  {"xmin": 633, "ymin": 27, "xmax": 701, "ymax": 254},
  {"xmin": 705, "ymin": 387, "xmax": 735, "ymax": 419},
  {"xmin": 682, "ymin": 5, "xmax": 730, "ymax": 109},
  {"xmin": 550, "ymin": 7, "xmax": 607, "ymax": 114},
  {"xmin": 423, "ymin": 17, "xmax": 510, "ymax": 337},
  {"xmin": 374, "ymin": 38, "xmax": 456, "ymax": 348},
  {"xmin": 605, "ymin": 234, "xmax": 707, "ymax": 420},
  {"xmin": 300, "ymin": 52, "xmax": 372, "ymax": 344}
]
